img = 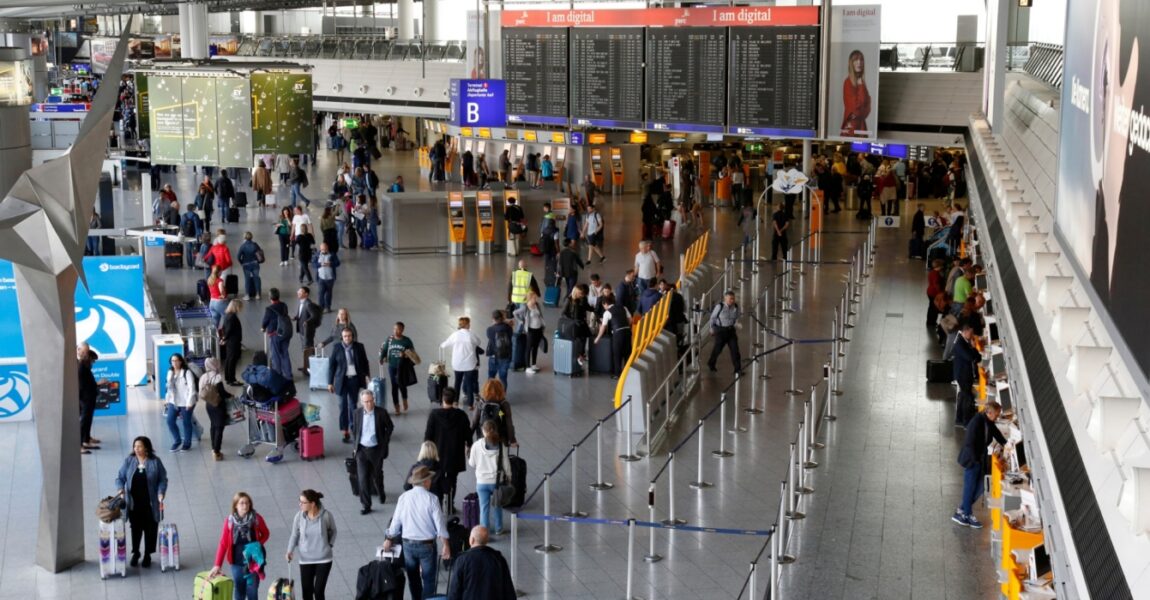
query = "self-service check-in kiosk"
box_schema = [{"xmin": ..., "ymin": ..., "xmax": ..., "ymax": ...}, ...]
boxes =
[
  {"xmin": 554, "ymin": 146, "xmax": 567, "ymax": 193},
  {"xmin": 476, "ymin": 191, "xmax": 495, "ymax": 255},
  {"xmin": 590, "ymin": 148, "xmax": 605, "ymax": 190},
  {"xmin": 503, "ymin": 189, "xmax": 521, "ymax": 256},
  {"xmin": 610, "ymin": 147, "xmax": 624, "ymax": 195},
  {"xmin": 448, "ymin": 191, "xmax": 466, "ymax": 255}
]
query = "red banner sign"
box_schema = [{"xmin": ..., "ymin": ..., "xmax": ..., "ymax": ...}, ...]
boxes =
[{"xmin": 501, "ymin": 6, "xmax": 820, "ymax": 28}]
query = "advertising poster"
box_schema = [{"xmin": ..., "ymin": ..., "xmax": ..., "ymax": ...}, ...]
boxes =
[
  {"xmin": 135, "ymin": 72, "xmax": 150, "ymax": 141},
  {"xmin": 180, "ymin": 77, "xmax": 220, "ymax": 166},
  {"xmin": 1057, "ymin": 0, "xmax": 1150, "ymax": 380},
  {"xmin": 148, "ymin": 75, "xmax": 185, "ymax": 163},
  {"xmin": 89, "ymin": 38, "xmax": 114, "ymax": 74},
  {"xmin": 0, "ymin": 361, "xmax": 32, "ymax": 423},
  {"xmin": 209, "ymin": 35, "xmax": 240, "ymax": 56},
  {"xmin": 128, "ymin": 38, "xmax": 155, "ymax": 60},
  {"xmin": 90, "ymin": 358, "xmax": 127, "ymax": 417},
  {"xmin": 154, "ymin": 35, "xmax": 174, "ymax": 59},
  {"xmin": 0, "ymin": 59, "xmax": 34, "ymax": 106},
  {"xmin": 828, "ymin": 5, "xmax": 880, "ymax": 139},
  {"xmin": 250, "ymin": 72, "xmax": 278, "ymax": 154},
  {"xmin": 276, "ymin": 73, "xmax": 314, "ymax": 154},
  {"xmin": 215, "ymin": 77, "xmax": 254, "ymax": 168}
]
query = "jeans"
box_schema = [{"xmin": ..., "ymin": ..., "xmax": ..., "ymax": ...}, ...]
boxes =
[
  {"xmin": 209, "ymin": 299, "xmax": 227, "ymax": 329},
  {"xmin": 959, "ymin": 463, "xmax": 984, "ymax": 516},
  {"xmin": 336, "ymin": 220, "xmax": 346, "ymax": 247},
  {"xmin": 269, "ymin": 336, "xmax": 293, "ymax": 380},
  {"xmin": 186, "ymin": 242, "xmax": 199, "ymax": 268},
  {"xmin": 243, "ymin": 265, "xmax": 261, "ymax": 299},
  {"xmin": 291, "ymin": 183, "xmax": 310, "ymax": 207},
  {"xmin": 387, "ymin": 364, "xmax": 408, "ymax": 409},
  {"xmin": 452, "ymin": 370, "xmax": 479, "ymax": 407},
  {"xmin": 299, "ymin": 561, "xmax": 332, "ymax": 600},
  {"xmin": 562, "ymin": 275, "xmax": 578, "ymax": 301},
  {"xmin": 217, "ymin": 198, "xmax": 230, "ymax": 219},
  {"xmin": 317, "ymin": 278, "xmax": 334, "ymax": 310},
  {"xmin": 402, "ymin": 540, "xmax": 438, "ymax": 600},
  {"xmin": 476, "ymin": 482, "xmax": 504, "ymax": 532},
  {"xmin": 299, "ymin": 260, "xmax": 313, "ymax": 283},
  {"xmin": 231, "ymin": 562, "xmax": 260, "ymax": 600},
  {"xmin": 86, "ymin": 235, "xmax": 101, "ymax": 256},
  {"xmin": 166, "ymin": 405, "xmax": 193, "ymax": 449},
  {"xmin": 487, "ymin": 357, "xmax": 510, "ymax": 391}
]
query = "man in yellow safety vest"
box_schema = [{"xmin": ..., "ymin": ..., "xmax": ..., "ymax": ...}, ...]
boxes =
[{"xmin": 507, "ymin": 260, "xmax": 539, "ymax": 308}]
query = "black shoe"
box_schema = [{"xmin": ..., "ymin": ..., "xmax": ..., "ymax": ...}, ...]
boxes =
[
  {"xmin": 361, "ymin": 507, "xmax": 372, "ymax": 515},
  {"xmin": 342, "ymin": 434, "xmax": 351, "ymax": 443},
  {"xmin": 130, "ymin": 552, "xmax": 140, "ymax": 567},
  {"xmin": 141, "ymin": 554, "xmax": 151, "ymax": 568}
]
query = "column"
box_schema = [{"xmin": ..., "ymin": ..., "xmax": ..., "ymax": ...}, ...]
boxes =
[
  {"xmin": 423, "ymin": 0, "xmax": 438, "ymax": 42},
  {"xmin": 398, "ymin": 0, "xmax": 415, "ymax": 39},
  {"xmin": 182, "ymin": 2, "xmax": 209, "ymax": 60},
  {"xmin": 985, "ymin": 0, "xmax": 1010, "ymax": 131},
  {"xmin": 0, "ymin": 47, "xmax": 32, "ymax": 200},
  {"xmin": 178, "ymin": 3, "xmax": 190, "ymax": 54},
  {"xmin": 801, "ymin": 139, "xmax": 812, "ymax": 215}
]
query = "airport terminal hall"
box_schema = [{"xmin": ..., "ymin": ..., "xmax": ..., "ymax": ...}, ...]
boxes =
[{"xmin": 0, "ymin": 0, "xmax": 1146, "ymax": 598}]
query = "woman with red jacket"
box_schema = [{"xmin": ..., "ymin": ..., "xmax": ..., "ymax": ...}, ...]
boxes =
[
  {"xmin": 840, "ymin": 49, "xmax": 871, "ymax": 137},
  {"xmin": 203, "ymin": 230, "xmax": 234, "ymax": 275},
  {"xmin": 208, "ymin": 492, "xmax": 270, "ymax": 600}
]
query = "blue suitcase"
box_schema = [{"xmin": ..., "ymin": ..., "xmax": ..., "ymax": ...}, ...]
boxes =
[
  {"xmin": 552, "ymin": 336, "xmax": 582, "ymax": 376},
  {"xmin": 543, "ymin": 286, "xmax": 561, "ymax": 307},
  {"xmin": 512, "ymin": 332, "xmax": 528, "ymax": 371}
]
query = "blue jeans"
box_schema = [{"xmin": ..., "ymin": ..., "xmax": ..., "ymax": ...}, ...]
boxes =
[
  {"xmin": 387, "ymin": 364, "xmax": 408, "ymax": 409},
  {"xmin": 487, "ymin": 357, "xmax": 510, "ymax": 391},
  {"xmin": 243, "ymin": 265, "xmax": 261, "ymax": 299},
  {"xmin": 452, "ymin": 370, "xmax": 479, "ymax": 407},
  {"xmin": 269, "ymin": 335, "xmax": 293, "ymax": 380},
  {"xmin": 291, "ymin": 183, "xmax": 310, "ymax": 207},
  {"xmin": 317, "ymin": 278, "xmax": 334, "ymax": 311},
  {"xmin": 186, "ymin": 242, "xmax": 199, "ymax": 268},
  {"xmin": 86, "ymin": 236, "xmax": 100, "ymax": 256},
  {"xmin": 337, "ymin": 381, "xmax": 361, "ymax": 433},
  {"xmin": 209, "ymin": 299, "xmax": 227, "ymax": 329},
  {"xmin": 336, "ymin": 220, "xmax": 346, "ymax": 247},
  {"xmin": 166, "ymin": 406, "xmax": 193, "ymax": 449},
  {"xmin": 959, "ymin": 463, "xmax": 984, "ymax": 516},
  {"xmin": 476, "ymin": 482, "xmax": 503, "ymax": 532},
  {"xmin": 230, "ymin": 562, "xmax": 259, "ymax": 600},
  {"xmin": 218, "ymin": 198, "xmax": 230, "ymax": 219},
  {"xmin": 402, "ymin": 540, "xmax": 438, "ymax": 600}
]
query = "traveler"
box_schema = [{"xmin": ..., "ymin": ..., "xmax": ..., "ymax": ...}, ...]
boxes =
[
  {"xmin": 275, "ymin": 153, "xmax": 291, "ymax": 184},
  {"xmin": 640, "ymin": 193, "xmax": 659, "ymax": 240},
  {"xmin": 352, "ymin": 389, "xmax": 395, "ymax": 513},
  {"xmin": 198, "ymin": 174, "xmax": 216, "ymax": 226},
  {"xmin": 382, "ymin": 465, "xmax": 452, "ymax": 599},
  {"xmin": 363, "ymin": 164, "xmax": 380, "ymax": 199},
  {"xmin": 771, "ymin": 203, "xmax": 790, "ymax": 261},
  {"xmin": 424, "ymin": 388, "xmax": 472, "ymax": 512},
  {"xmin": 296, "ymin": 224, "xmax": 316, "ymax": 284},
  {"xmin": 560, "ymin": 284, "xmax": 592, "ymax": 367},
  {"xmin": 857, "ymin": 174, "xmax": 874, "ymax": 218},
  {"xmin": 164, "ymin": 353, "xmax": 198, "ymax": 452},
  {"xmin": 951, "ymin": 323, "xmax": 981, "ymax": 427},
  {"xmin": 707, "ymin": 291, "xmax": 742, "ymax": 374},
  {"xmin": 738, "ymin": 202, "xmax": 757, "ymax": 248},
  {"xmin": 351, "ymin": 167, "xmax": 367, "ymax": 198},
  {"xmin": 525, "ymin": 152, "xmax": 538, "ymax": 188},
  {"xmin": 294, "ymin": 286, "xmax": 322, "ymax": 378},
  {"xmin": 275, "ymin": 207, "xmax": 293, "ymax": 265},
  {"xmin": 507, "ymin": 259, "xmax": 538, "ymax": 308},
  {"xmin": 513, "ymin": 291, "xmax": 546, "ymax": 374},
  {"xmin": 564, "ymin": 201, "xmax": 582, "ymax": 247},
  {"xmin": 328, "ymin": 327, "xmax": 370, "ymax": 444},
  {"xmin": 160, "ymin": 183, "xmax": 178, "ymax": 206},
  {"xmin": 953, "ymin": 400, "xmax": 1008, "ymax": 529},
  {"xmin": 77, "ymin": 343, "xmax": 101, "ymax": 453},
  {"xmin": 440, "ymin": 317, "xmax": 484, "ymax": 408},
  {"xmin": 181, "ymin": 203, "xmax": 204, "ymax": 267},
  {"xmin": 926, "ymin": 259, "xmax": 946, "ymax": 329},
  {"xmin": 286, "ymin": 489, "xmax": 337, "ymax": 600},
  {"xmin": 637, "ymin": 280, "xmax": 663, "ymax": 316},
  {"xmin": 404, "ymin": 441, "xmax": 443, "ymax": 500},
  {"xmin": 380, "ymin": 321, "xmax": 416, "ymax": 414},
  {"xmin": 471, "ymin": 379, "xmax": 517, "ymax": 443},
  {"xmin": 541, "ymin": 154, "xmax": 554, "ymax": 185},
  {"xmin": 290, "ymin": 203, "xmax": 314, "ymax": 252},
  {"xmin": 498, "ymin": 150, "xmax": 511, "ymax": 185},
  {"xmin": 617, "ymin": 269, "xmax": 638, "ymax": 315},
  {"xmin": 558, "ymin": 239, "xmax": 584, "ymax": 301},
  {"xmin": 504, "ymin": 198, "xmax": 526, "ymax": 255},
  {"xmin": 319, "ymin": 207, "xmax": 338, "ymax": 253},
  {"xmin": 539, "ymin": 204, "xmax": 560, "ymax": 279},
  {"xmin": 484, "ymin": 312, "xmax": 514, "ymax": 391},
  {"xmin": 593, "ymin": 294, "xmax": 632, "ymax": 378},
  {"xmin": 312, "ymin": 242, "xmax": 340, "ymax": 312},
  {"xmin": 251, "ymin": 159, "xmax": 273, "ymax": 207},
  {"xmin": 633, "ymin": 241, "xmax": 661, "ymax": 293},
  {"xmin": 582, "ymin": 203, "xmax": 606, "ymax": 263},
  {"xmin": 388, "ymin": 175, "xmax": 405, "ymax": 193},
  {"xmin": 289, "ymin": 158, "xmax": 311, "ymax": 208},
  {"xmin": 952, "ymin": 268, "xmax": 976, "ymax": 313},
  {"xmin": 203, "ymin": 230, "xmax": 234, "ymax": 276},
  {"xmin": 219, "ymin": 299, "xmax": 244, "ymax": 386},
  {"xmin": 114, "ymin": 436, "xmax": 168, "ymax": 569},
  {"xmin": 448, "ymin": 526, "xmax": 516, "ymax": 599},
  {"xmin": 207, "ymin": 492, "xmax": 271, "ymax": 600},
  {"xmin": 468, "ymin": 420, "xmax": 514, "ymax": 535},
  {"xmin": 317, "ymin": 308, "xmax": 358, "ymax": 350},
  {"xmin": 236, "ymin": 231, "xmax": 264, "ymax": 301},
  {"xmin": 581, "ymin": 173, "xmax": 598, "ymax": 207},
  {"xmin": 587, "ymin": 274, "xmax": 606, "ymax": 311},
  {"xmin": 912, "ymin": 204, "xmax": 926, "ymax": 250},
  {"xmin": 478, "ymin": 152, "xmax": 492, "ymax": 189},
  {"xmin": 198, "ymin": 357, "xmax": 229, "ymax": 461},
  {"xmin": 260, "ymin": 288, "xmax": 294, "ymax": 380},
  {"xmin": 215, "ymin": 168, "xmax": 235, "ymax": 218},
  {"xmin": 462, "ymin": 149, "xmax": 476, "ymax": 187}
]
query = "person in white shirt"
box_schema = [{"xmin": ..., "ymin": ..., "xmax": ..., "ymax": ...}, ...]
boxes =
[
  {"xmin": 440, "ymin": 316, "xmax": 485, "ymax": 408},
  {"xmin": 582, "ymin": 203, "xmax": 606, "ymax": 263},
  {"xmin": 633, "ymin": 240, "xmax": 661, "ymax": 294},
  {"xmin": 468, "ymin": 420, "xmax": 514, "ymax": 535},
  {"xmin": 382, "ymin": 465, "xmax": 451, "ymax": 599},
  {"xmin": 164, "ymin": 353, "xmax": 198, "ymax": 453},
  {"xmin": 291, "ymin": 206, "xmax": 313, "ymax": 238}
]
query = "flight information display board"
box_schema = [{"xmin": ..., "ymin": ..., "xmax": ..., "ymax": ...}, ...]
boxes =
[
  {"xmin": 569, "ymin": 28, "xmax": 644, "ymax": 129},
  {"xmin": 728, "ymin": 26, "xmax": 820, "ymax": 137},
  {"xmin": 645, "ymin": 28, "xmax": 727, "ymax": 133},
  {"xmin": 503, "ymin": 28, "xmax": 569, "ymax": 126}
]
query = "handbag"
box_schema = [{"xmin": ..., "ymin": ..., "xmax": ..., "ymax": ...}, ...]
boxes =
[
  {"xmin": 96, "ymin": 496, "xmax": 124, "ymax": 523},
  {"xmin": 225, "ymin": 395, "xmax": 246, "ymax": 425},
  {"xmin": 403, "ymin": 348, "xmax": 422, "ymax": 365},
  {"xmin": 492, "ymin": 445, "xmax": 516, "ymax": 508}
]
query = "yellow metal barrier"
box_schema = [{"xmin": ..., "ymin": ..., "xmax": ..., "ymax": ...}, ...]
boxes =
[{"xmin": 614, "ymin": 231, "xmax": 710, "ymax": 408}]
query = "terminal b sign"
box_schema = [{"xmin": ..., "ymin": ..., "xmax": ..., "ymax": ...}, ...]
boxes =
[{"xmin": 450, "ymin": 79, "xmax": 507, "ymax": 128}]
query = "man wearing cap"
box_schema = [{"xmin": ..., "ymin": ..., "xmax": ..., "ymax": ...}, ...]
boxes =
[
  {"xmin": 352, "ymin": 389, "xmax": 393, "ymax": 514},
  {"xmin": 383, "ymin": 464, "xmax": 451, "ymax": 599}
]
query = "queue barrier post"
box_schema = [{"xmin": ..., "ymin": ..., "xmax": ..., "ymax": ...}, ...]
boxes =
[
  {"xmin": 626, "ymin": 518, "xmax": 638, "ymax": 600},
  {"xmin": 563, "ymin": 445, "xmax": 588, "ymax": 518},
  {"xmin": 807, "ymin": 392, "xmax": 825, "ymax": 450},
  {"xmin": 689, "ymin": 418, "xmax": 712, "ymax": 489},
  {"xmin": 533, "ymin": 475, "xmax": 562, "ymax": 554},
  {"xmin": 746, "ymin": 353, "xmax": 763, "ymax": 415},
  {"xmin": 729, "ymin": 374, "xmax": 747, "ymax": 433},
  {"xmin": 643, "ymin": 487, "xmax": 662, "ymax": 563},
  {"xmin": 620, "ymin": 396, "xmax": 640, "ymax": 462},
  {"xmin": 661, "ymin": 452, "xmax": 686, "ymax": 526},
  {"xmin": 786, "ymin": 342, "xmax": 803, "ymax": 396},
  {"xmin": 712, "ymin": 393, "xmax": 734, "ymax": 458},
  {"xmin": 511, "ymin": 512, "xmax": 524, "ymax": 597},
  {"xmin": 786, "ymin": 440, "xmax": 805, "ymax": 520},
  {"xmin": 590, "ymin": 420, "xmax": 614, "ymax": 490},
  {"xmin": 748, "ymin": 562, "xmax": 758, "ymax": 600}
]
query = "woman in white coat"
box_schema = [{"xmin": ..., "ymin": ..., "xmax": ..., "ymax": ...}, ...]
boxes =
[{"xmin": 164, "ymin": 353, "xmax": 198, "ymax": 452}]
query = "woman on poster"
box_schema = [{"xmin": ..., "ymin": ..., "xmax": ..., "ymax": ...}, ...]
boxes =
[{"xmin": 841, "ymin": 49, "xmax": 872, "ymax": 137}]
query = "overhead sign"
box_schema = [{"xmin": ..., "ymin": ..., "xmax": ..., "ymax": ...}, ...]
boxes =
[
  {"xmin": 449, "ymin": 79, "xmax": 507, "ymax": 128},
  {"xmin": 588, "ymin": 133, "xmax": 607, "ymax": 145},
  {"xmin": 29, "ymin": 103, "xmax": 90, "ymax": 113},
  {"xmin": 501, "ymin": 6, "xmax": 820, "ymax": 28},
  {"xmin": 850, "ymin": 142, "xmax": 908, "ymax": 159}
]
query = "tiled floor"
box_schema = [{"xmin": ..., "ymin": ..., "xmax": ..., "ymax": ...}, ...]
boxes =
[{"xmin": 0, "ymin": 148, "xmax": 996, "ymax": 599}]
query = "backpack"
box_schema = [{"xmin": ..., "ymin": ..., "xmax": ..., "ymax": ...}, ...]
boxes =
[
  {"xmin": 198, "ymin": 378, "xmax": 221, "ymax": 407},
  {"xmin": 494, "ymin": 329, "xmax": 512, "ymax": 360},
  {"xmin": 480, "ymin": 400, "xmax": 507, "ymax": 440},
  {"xmin": 180, "ymin": 215, "xmax": 197, "ymax": 238},
  {"xmin": 274, "ymin": 310, "xmax": 292, "ymax": 339},
  {"xmin": 254, "ymin": 246, "xmax": 265, "ymax": 264}
]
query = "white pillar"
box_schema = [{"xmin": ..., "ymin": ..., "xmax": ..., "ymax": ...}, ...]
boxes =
[
  {"xmin": 398, "ymin": 0, "xmax": 415, "ymax": 39},
  {"xmin": 801, "ymin": 139, "xmax": 812, "ymax": 215},
  {"xmin": 423, "ymin": 0, "xmax": 438, "ymax": 42},
  {"xmin": 178, "ymin": 3, "xmax": 190, "ymax": 51},
  {"xmin": 183, "ymin": 2, "xmax": 209, "ymax": 60},
  {"xmin": 985, "ymin": 0, "xmax": 1010, "ymax": 132}
]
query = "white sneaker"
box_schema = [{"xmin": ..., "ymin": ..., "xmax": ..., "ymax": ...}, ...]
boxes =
[
  {"xmin": 254, "ymin": 294, "xmax": 261, "ymax": 300},
  {"xmin": 527, "ymin": 366, "xmax": 539, "ymax": 374}
]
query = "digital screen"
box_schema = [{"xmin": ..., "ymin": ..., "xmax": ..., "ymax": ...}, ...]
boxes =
[
  {"xmin": 478, "ymin": 205, "xmax": 493, "ymax": 220},
  {"xmin": 147, "ymin": 75, "xmax": 185, "ymax": 163},
  {"xmin": 135, "ymin": 73, "xmax": 149, "ymax": 140},
  {"xmin": 570, "ymin": 28, "xmax": 644, "ymax": 129},
  {"xmin": 850, "ymin": 142, "xmax": 908, "ymax": 159},
  {"xmin": 215, "ymin": 77, "xmax": 253, "ymax": 168},
  {"xmin": 251, "ymin": 72, "xmax": 314, "ymax": 154},
  {"xmin": 0, "ymin": 60, "xmax": 34, "ymax": 107},
  {"xmin": 503, "ymin": 28, "xmax": 569, "ymax": 126},
  {"xmin": 728, "ymin": 26, "xmax": 820, "ymax": 137},
  {"xmin": 645, "ymin": 28, "xmax": 727, "ymax": 133}
]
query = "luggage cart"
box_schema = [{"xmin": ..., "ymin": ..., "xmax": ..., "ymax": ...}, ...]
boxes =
[
  {"xmin": 238, "ymin": 398, "xmax": 302, "ymax": 463},
  {"xmin": 174, "ymin": 306, "xmax": 217, "ymax": 369}
]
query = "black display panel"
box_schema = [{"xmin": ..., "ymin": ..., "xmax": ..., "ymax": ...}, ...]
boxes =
[
  {"xmin": 503, "ymin": 28, "xmax": 569, "ymax": 126},
  {"xmin": 645, "ymin": 27, "xmax": 727, "ymax": 133},
  {"xmin": 570, "ymin": 28, "xmax": 644, "ymax": 129},
  {"xmin": 728, "ymin": 26, "xmax": 820, "ymax": 137}
]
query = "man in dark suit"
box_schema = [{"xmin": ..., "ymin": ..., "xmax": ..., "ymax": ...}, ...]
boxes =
[
  {"xmin": 328, "ymin": 327, "xmax": 370, "ymax": 444},
  {"xmin": 951, "ymin": 323, "xmax": 981, "ymax": 428},
  {"xmin": 294, "ymin": 286, "xmax": 322, "ymax": 377},
  {"xmin": 352, "ymin": 388, "xmax": 393, "ymax": 514},
  {"xmin": 77, "ymin": 343, "xmax": 101, "ymax": 454}
]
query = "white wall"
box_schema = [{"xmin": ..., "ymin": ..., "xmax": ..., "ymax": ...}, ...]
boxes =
[
  {"xmin": 835, "ymin": 0, "xmax": 987, "ymax": 43},
  {"xmin": 1024, "ymin": 0, "xmax": 1067, "ymax": 45}
]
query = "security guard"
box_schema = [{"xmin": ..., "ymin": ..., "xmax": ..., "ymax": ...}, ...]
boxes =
[{"xmin": 507, "ymin": 259, "xmax": 539, "ymax": 307}]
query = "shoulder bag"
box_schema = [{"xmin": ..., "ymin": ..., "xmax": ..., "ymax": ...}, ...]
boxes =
[{"xmin": 491, "ymin": 444, "xmax": 517, "ymax": 508}]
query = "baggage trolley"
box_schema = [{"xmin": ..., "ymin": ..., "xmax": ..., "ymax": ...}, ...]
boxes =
[
  {"xmin": 174, "ymin": 306, "xmax": 218, "ymax": 368},
  {"xmin": 237, "ymin": 398, "xmax": 302, "ymax": 462}
]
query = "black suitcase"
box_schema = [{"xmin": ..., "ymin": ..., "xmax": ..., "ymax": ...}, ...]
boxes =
[
  {"xmin": 590, "ymin": 338, "xmax": 614, "ymax": 374},
  {"xmin": 346, "ymin": 456, "xmax": 377, "ymax": 497},
  {"xmin": 225, "ymin": 274, "xmax": 239, "ymax": 296},
  {"xmin": 164, "ymin": 242, "xmax": 183, "ymax": 269},
  {"xmin": 196, "ymin": 279, "xmax": 210, "ymax": 304},
  {"xmin": 507, "ymin": 451, "xmax": 527, "ymax": 508},
  {"xmin": 348, "ymin": 227, "xmax": 358, "ymax": 249},
  {"xmin": 512, "ymin": 332, "xmax": 528, "ymax": 371},
  {"xmin": 909, "ymin": 237, "xmax": 925, "ymax": 259},
  {"xmin": 234, "ymin": 191, "xmax": 248, "ymax": 208},
  {"xmin": 227, "ymin": 207, "xmax": 240, "ymax": 223},
  {"xmin": 926, "ymin": 359, "xmax": 953, "ymax": 383}
]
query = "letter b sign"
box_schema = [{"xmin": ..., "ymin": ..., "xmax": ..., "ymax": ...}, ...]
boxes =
[{"xmin": 466, "ymin": 102, "xmax": 480, "ymax": 124}]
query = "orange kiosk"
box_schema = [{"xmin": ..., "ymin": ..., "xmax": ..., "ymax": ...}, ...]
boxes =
[
  {"xmin": 553, "ymin": 146, "xmax": 567, "ymax": 193},
  {"xmin": 610, "ymin": 147, "xmax": 624, "ymax": 195},
  {"xmin": 447, "ymin": 191, "xmax": 466, "ymax": 255},
  {"xmin": 503, "ymin": 189, "xmax": 521, "ymax": 256},
  {"xmin": 476, "ymin": 190, "xmax": 495, "ymax": 255},
  {"xmin": 590, "ymin": 148, "xmax": 605, "ymax": 190}
]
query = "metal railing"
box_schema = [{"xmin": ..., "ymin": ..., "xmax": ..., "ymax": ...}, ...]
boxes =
[
  {"xmin": 1021, "ymin": 43, "xmax": 1063, "ymax": 90},
  {"xmin": 234, "ymin": 34, "xmax": 466, "ymax": 61}
]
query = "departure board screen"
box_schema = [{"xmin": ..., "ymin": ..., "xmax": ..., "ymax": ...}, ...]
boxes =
[
  {"xmin": 503, "ymin": 28, "xmax": 569, "ymax": 126},
  {"xmin": 728, "ymin": 26, "xmax": 820, "ymax": 137},
  {"xmin": 645, "ymin": 28, "xmax": 727, "ymax": 133},
  {"xmin": 570, "ymin": 28, "xmax": 644, "ymax": 129}
]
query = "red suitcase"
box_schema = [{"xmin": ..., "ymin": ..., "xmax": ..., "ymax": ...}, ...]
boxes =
[
  {"xmin": 662, "ymin": 219, "xmax": 676, "ymax": 239},
  {"xmin": 299, "ymin": 425, "xmax": 324, "ymax": 460}
]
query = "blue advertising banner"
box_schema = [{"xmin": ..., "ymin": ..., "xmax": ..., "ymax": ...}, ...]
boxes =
[
  {"xmin": 90, "ymin": 357, "xmax": 127, "ymax": 417},
  {"xmin": 449, "ymin": 79, "xmax": 507, "ymax": 127},
  {"xmin": 0, "ymin": 360, "xmax": 33, "ymax": 423}
]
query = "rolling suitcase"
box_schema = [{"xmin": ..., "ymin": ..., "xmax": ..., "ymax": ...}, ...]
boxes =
[
  {"xmin": 165, "ymin": 242, "xmax": 184, "ymax": 269},
  {"xmin": 363, "ymin": 226, "xmax": 378, "ymax": 249},
  {"xmin": 267, "ymin": 578, "xmax": 294, "ymax": 599},
  {"xmin": 589, "ymin": 338, "xmax": 614, "ymax": 374},
  {"xmin": 98, "ymin": 518, "xmax": 127, "ymax": 579},
  {"xmin": 370, "ymin": 376, "xmax": 386, "ymax": 408},
  {"xmin": 194, "ymin": 571, "xmax": 234, "ymax": 600},
  {"xmin": 227, "ymin": 207, "xmax": 240, "ymax": 223},
  {"xmin": 225, "ymin": 274, "xmax": 239, "ymax": 297},
  {"xmin": 909, "ymin": 237, "xmax": 926, "ymax": 259},
  {"xmin": 158, "ymin": 519, "xmax": 180, "ymax": 572},
  {"xmin": 300, "ymin": 425, "xmax": 324, "ymax": 460},
  {"xmin": 346, "ymin": 456, "xmax": 361, "ymax": 496},
  {"xmin": 196, "ymin": 279, "xmax": 210, "ymax": 304},
  {"xmin": 662, "ymin": 219, "xmax": 676, "ymax": 239},
  {"xmin": 347, "ymin": 228, "xmax": 358, "ymax": 249},
  {"xmin": 552, "ymin": 336, "xmax": 582, "ymax": 376},
  {"xmin": 512, "ymin": 332, "xmax": 528, "ymax": 371},
  {"xmin": 308, "ymin": 349, "xmax": 329, "ymax": 391},
  {"xmin": 234, "ymin": 191, "xmax": 248, "ymax": 208},
  {"xmin": 461, "ymin": 492, "xmax": 480, "ymax": 530},
  {"xmin": 543, "ymin": 286, "xmax": 561, "ymax": 307},
  {"xmin": 926, "ymin": 359, "xmax": 953, "ymax": 383},
  {"xmin": 507, "ymin": 449, "xmax": 527, "ymax": 508}
]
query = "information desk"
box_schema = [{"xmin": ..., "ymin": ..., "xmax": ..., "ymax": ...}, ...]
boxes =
[{"xmin": 378, "ymin": 190, "xmax": 565, "ymax": 254}]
